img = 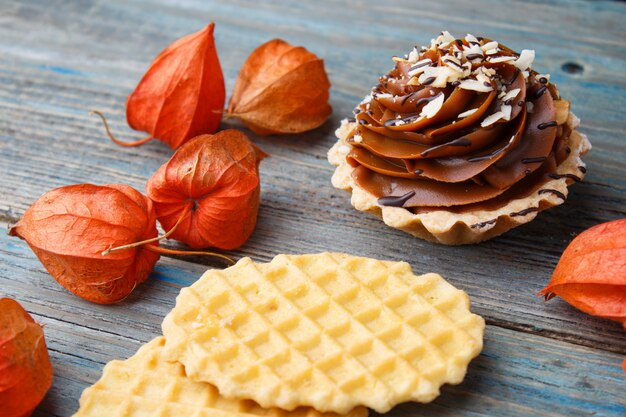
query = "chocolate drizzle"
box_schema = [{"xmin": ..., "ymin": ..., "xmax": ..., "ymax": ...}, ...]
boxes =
[
  {"xmin": 377, "ymin": 191, "xmax": 416, "ymax": 207},
  {"xmin": 510, "ymin": 207, "xmax": 539, "ymax": 217},
  {"xmin": 521, "ymin": 156, "xmax": 547, "ymax": 164},
  {"xmin": 538, "ymin": 188, "xmax": 566, "ymax": 200},
  {"xmin": 578, "ymin": 165, "xmax": 587, "ymax": 173},
  {"xmin": 548, "ymin": 173, "xmax": 581, "ymax": 182},
  {"xmin": 533, "ymin": 86, "xmax": 547, "ymax": 99},
  {"xmin": 538, "ymin": 121, "xmax": 557, "ymax": 130},
  {"xmin": 471, "ymin": 219, "xmax": 497, "ymax": 229},
  {"xmin": 466, "ymin": 53, "xmax": 484, "ymax": 61},
  {"xmin": 346, "ymin": 34, "xmax": 575, "ymax": 216},
  {"xmin": 401, "ymin": 92, "xmax": 416, "ymax": 105}
]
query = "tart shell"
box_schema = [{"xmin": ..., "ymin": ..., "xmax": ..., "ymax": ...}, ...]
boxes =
[{"xmin": 328, "ymin": 113, "xmax": 591, "ymax": 245}]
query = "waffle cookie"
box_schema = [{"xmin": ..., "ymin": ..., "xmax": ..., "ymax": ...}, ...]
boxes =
[
  {"xmin": 72, "ymin": 337, "xmax": 367, "ymax": 417},
  {"xmin": 162, "ymin": 253, "xmax": 484, "ymax": 413}
]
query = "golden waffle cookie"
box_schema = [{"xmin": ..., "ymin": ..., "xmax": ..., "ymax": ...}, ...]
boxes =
[
  {"xmin": 73, "ymin": 337, "xmax": 367, "ymax": 417},
  {"xmin": 162, "ymin": 253, "xmax": 484, "ymax": 413}
]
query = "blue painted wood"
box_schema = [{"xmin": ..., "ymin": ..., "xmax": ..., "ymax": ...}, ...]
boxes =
[
  {"xmin": 1, "ymin": 227, "xmax": 624, "ymax": 417},
  {"xmin": 0, "ymin": 0, "xmax": 624, "ymax": 415}
]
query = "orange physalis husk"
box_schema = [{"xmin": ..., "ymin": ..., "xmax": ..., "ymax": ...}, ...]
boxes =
[
  {"xmin": 146, "ymin": 130, "xmax": 267, "ymax": 250},
  {"xmin": 0, "ymin": 298, "xmax": 53, "ymax": 417},
  {"xmin": 9, "ymin": 184, "xmax": 160, "ymax": 304},
  {"xmin": 538, "ymin": 218, "xmax": 626, "ymax": 371},
  {"xmin": 91, "ymin": 23, "xmax": 225, "ymax": 149},
  {"xmin": 226, "ymin": 38, "xmax": 332, "ymax": 135}
]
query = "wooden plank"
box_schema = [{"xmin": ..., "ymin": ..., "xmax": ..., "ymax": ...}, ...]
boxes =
[
  {"xmin": 2, "ymin": 232, "xmax": 624, "ymax": 417},
  {"xmin": 0, "ymin": 0, "xmax": 625, "ymax": 415},
  {"xmin": 0, "ymin": 0, "xmax": 624, "ymax": 353}
]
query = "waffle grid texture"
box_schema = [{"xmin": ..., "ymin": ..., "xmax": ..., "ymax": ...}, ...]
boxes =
[
  {"xmin": 72, "ymin": 337, "xmax": 367, "ymax": 417},
  {"xmin": 162, "ymin": 253, "xmax": 484, "ymax": 413}
]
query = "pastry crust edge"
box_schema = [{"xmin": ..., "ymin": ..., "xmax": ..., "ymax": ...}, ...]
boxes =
[{"xmin": 327, "ymin": 113, "xmax": 591, "ymax": 245}]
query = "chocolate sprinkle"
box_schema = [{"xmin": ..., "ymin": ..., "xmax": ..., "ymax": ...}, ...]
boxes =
[
  {"xmin": 548, "ymin": 173, "xmax": 581, "ymax": 182},
  {"xmin": 471, "ymin": 219, "xmax": 497, "ymax": 229},
  {"xmin": 378, "ymin": 190, "xmax": 416, "ymax": 207},
  {"xmin": 510, "ymin": 207, "xmax": 539, "ymax": 217},
  {"xmin": 466, "ymin": 53, "xmax": 483, "ymax": 61},
  {"xmin": 521, "ymin": 156, "xmax": 547, "ymax": 164},
  {"xmin": 538, "ymin": 188, "xmax": 566, "ymax": 200},
  {"xmin": 421, "ymin": 76, "xmax": 436, "ymax": 85},
  {"xmin": 537, "ymin": 121, "xmax": 557, "ymax": 130}
]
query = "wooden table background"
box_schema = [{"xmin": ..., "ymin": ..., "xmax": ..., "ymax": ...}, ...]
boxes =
[{"xmin": 1, "ymin": 0, "xmax": 624, "ymax": 416}]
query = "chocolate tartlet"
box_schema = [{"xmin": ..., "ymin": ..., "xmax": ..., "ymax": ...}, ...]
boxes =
[{"xmin": 328, "ymin": 32, "xmax": 591, "ymax": 244}]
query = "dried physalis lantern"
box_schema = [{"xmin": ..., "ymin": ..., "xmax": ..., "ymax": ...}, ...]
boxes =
[
  {"xmin": 538, "ymin": 218, "xmax": 626, "ymax": 371},
  {"xmin": 227, "ymin": 39, "xmax": 332, "ymax": 135},
  {"xmin": 146, "ymin": 130, "xmax": 266, "ymax": 250},
  {"xmin": 0, "ymin": 298, "xmax": 53, "ymax": 417},
  {"xmin": 9, "ymin": 184, "xmax": 161, "ymax": 304},
  {"xmin": 91, "ymin": 23, "xmax": 225, "ymax": 149}
]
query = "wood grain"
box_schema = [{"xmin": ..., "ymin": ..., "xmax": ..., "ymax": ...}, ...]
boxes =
[
  {"xmin": 0, "ymin": 0, "xmax": 624, "ymax": 416},
  {"xmin": 2, "ymin": 228, "xmax": 625, "ymax": 417}
]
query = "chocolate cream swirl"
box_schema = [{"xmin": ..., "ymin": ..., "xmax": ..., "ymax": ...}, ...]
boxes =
[{"xmin": 346, "ymin": 33, "xmax": 574, "ymax": 212}]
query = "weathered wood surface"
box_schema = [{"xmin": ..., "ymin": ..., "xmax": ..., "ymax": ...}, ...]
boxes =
[{"xmin": 0, "ymin": 0, "xmax": 624, "ymax": 416}]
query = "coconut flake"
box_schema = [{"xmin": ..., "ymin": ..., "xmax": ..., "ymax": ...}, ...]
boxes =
[
  {"xmin": 407, "ymin": 58, "xmax": 433, "ymax": 76},
  {"xmin": 526, "ymin": 101, "xmax": 534, "ymax": 113},
  {"xmin": 501, "ymin": 88, "xmax": 521, "ymax": 102},
  {"xmin": 536, "ymin": 73, "xmax": 551, "ymax": 83},
  {"xmin": 353, "ymin": 134, "xmax": 363, "ymax": 143},
  {"xmin": 437, "ymin": 31, "xmax": 456, "ymax": 48},
  {"xmin": 500, "ymin": 104, "xmax": 512, "ymax": 120},
  {"xmin": 407, "ymin": 47, "xmax": 420, "ymax": 63},
  {"xmin": 420, "ymin": 93, "xmax": 445, "ymax": 118},
  {"xmin": 481, "ymin": 41, "xmax": 499, "ymax": 51},
  {"xmin": 462, "ymin": 44, "xmax": 484, "ymax": 60},
  {"xmin": 481, "ymin": 111, "xmax": 505, "ymax": 127},
  {"xmin": 459, "ymin": 79, "xmax": 493, "ymax": 92},
  {"xmin": 418, "ymin": 66, "xmax": 456, "ymax": 88},
  {"xmin": 465, "ymin": 34, "xmax": 479, "ymax": 44},
  {"xmin": 458, "ymin": 108, "xmax": 478, "ymax": 118},
  {"xmin": 487, "ymin": 55, "xmax": 515, "ymax": 63},
  {"xmin": 514, "ymin": 49, "xmax": 535, "ymax": 70},
  {"xmin": 485, "ymin": 48, "xmax": 499, "ymax": 55}
]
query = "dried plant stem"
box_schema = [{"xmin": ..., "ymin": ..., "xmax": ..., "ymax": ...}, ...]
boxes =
[
  {"xmin": 146, "ymin": 245, "xmax": 235, "ymax": 265},
  {"xmin": 89, "ymin": 110, "xmax": 153, "ymax": 147},
  {"xmin": 102, "ymin": 204, "xmax": 235, "ymax": 265}
]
